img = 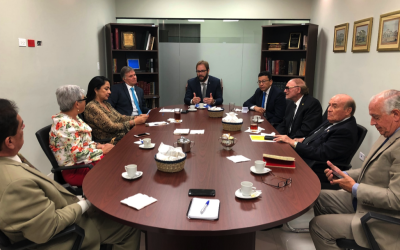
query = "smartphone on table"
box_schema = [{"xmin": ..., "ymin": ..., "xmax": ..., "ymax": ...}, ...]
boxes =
[
  {"xmin": 188, "ymin": 189, "xmax": 216, "ymax": 197},
  {"xmin": 134, "ymin": 133, "xmax": 150, "ymax": 138}
]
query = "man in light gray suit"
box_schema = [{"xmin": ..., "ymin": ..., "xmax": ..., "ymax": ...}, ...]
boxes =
[{"xmin": 310, "ymin": 89, "xmax": 400, "ymax": 250}]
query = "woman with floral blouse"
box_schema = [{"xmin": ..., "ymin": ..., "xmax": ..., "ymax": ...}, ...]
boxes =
[{"xmin": 50, "ymin": 85, "xmax": 114, "ymax": 186}]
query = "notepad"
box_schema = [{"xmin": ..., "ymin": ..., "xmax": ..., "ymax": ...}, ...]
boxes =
[
  {"xmin": 187, "ymin": 198, "xmax": 220, "ymax": 220},
  {"xmin": 121, "ymin": 193, "xmax": 157, "ymax": 210}
]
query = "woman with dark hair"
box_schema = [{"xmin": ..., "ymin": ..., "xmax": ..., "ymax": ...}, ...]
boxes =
[
  {"xmin": 50, "ymin": 85, "xmax": 114, "ymax": 186},
  {"xmin": 84, "ymin": 76, "xmax": 147, "ymax": 139}
]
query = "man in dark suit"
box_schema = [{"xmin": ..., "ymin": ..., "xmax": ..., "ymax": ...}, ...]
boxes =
[
  {"xmin": 274, "ymin": 94, "xmax": 358, "ymax": 186},
  {"xmin": 108, "ymin": 66, "xmax": 151, "ymax": 117},
  {"xmin": 184, "ymin": 60, "xmax": 223, "ymax": 106},
  {"xmin": 243, "ymin": 71, "xmax": 286, "ymax": 125},
  {"xmin": 276, "ymin": 78, "xmax": 322, "ymax": 138}
]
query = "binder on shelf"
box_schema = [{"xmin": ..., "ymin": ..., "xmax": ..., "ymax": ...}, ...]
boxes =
[{"xmin": 187, "ymin": 198, "xmax": 220, "ymax": 220}]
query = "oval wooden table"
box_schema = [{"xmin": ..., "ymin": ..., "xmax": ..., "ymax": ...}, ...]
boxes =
[{"xmin": 83, "ymin": 104, "xmax": 321, "ymax": 250}]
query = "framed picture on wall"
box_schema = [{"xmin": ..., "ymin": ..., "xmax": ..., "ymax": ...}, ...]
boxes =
[
  {"xmin": 351, "ymin": 18, "xmax": 373, "ymax": 52},
  {"xmin": 333, "ymin": 23, "xmax": 349, "ymax": 52},
  {"xmin": 377, "ymin": 10, "xmax": 400, "ymax": 51}
]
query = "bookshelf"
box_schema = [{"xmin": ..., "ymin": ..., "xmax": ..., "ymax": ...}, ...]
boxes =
[
  {"xmin": 260, "ymin": 23, "xmax": 318, "ymax": 96},
  {"xmin": 105, "ymin": 23, "xmax": 160, "ymax": 108}
]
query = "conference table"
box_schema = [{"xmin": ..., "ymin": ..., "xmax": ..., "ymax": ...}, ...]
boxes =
[{"xmin": 83, "ymin": 104, "xmax": 320, "ymax": 250}]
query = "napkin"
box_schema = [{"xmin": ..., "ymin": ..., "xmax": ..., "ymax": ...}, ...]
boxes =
[
  {"xmin": 208, "ymin": 106, "xmax": 223, "ymax": 111},
  {"xmin": 227, "ymin": 155, "xmax": 251, "ymax": 163},
  {"xmin": 121, "ymin": 193, "xmax": 157, "ymax": 210},
  {"xmin": 222, "ymin": 112, "xmax": 243, "ymax": 123},
  {"xmin": 244, "ymin": 127, "xmax": 265, "ymax": 133},
  {"xmin": 174, "ymin": 129, "xmax": 190, "ymax": 135},
  {"xmin": 190, "ymin": 130, "xmax": 204, "ymax": 134},
  {"xmin": 159, "ymin": 108, "xmax": 175, "ymax": 112},
  {"xmin": 156, "ymin": 142, "xmax": 186, "ymax": 161},
  {"xmin": 260, "ymin": 132, "xmax": 276, "ymax": 136}
]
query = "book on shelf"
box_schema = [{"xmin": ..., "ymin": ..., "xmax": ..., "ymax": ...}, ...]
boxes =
[
  {"xmin": 143, "ymin": 31, "xmax": 149, "ymax": 50},
  {"xmin": 299, "ymin": 58, "xmax": 306, "ymax": 76},
  {"xmin": 303, "ymin": 35, "xmax": 308, "ymax": 50},
  {"xmin": 150, "ymin": 37, "xmax": 155, "ymax": 50},
  {"xmin": 150, "ymin": 58, "xmax": 154, "ymax": 73},
  {"xmin": 267, "ymin": 43, "xmax": 287, "ymax": 50},
  {"xmin": 146, "ymin": 34, "xmax": 152, "ymax": 50},
  {"xmin": 111, "ymin": 33, "xmax": 114, "ymax": 49},
  {"xmin": 149, "ymin": 82, "xmax": 155, "ymax": 95},
  {"xmin": 271, "ymin": 60, "xmax": 275, "ymax": 75},
  {"xmin": 113, "ymin": 59, "xmax": 117, "ymax": 73},
  {"xmin": 288, "ymin": 61, "xmax": 298, "ymax": 75},
  {"xmin": 279, "ymin": 60, "xmax": 287, "ymax": 75},
  {"xmin": 114, "ymin": 28, "xmax": 119, "ymax": 49}
]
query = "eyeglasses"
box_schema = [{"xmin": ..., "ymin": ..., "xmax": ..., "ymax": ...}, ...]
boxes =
[
  {"xmin": 257, "ymin": 80, "xmax": 270, "ymax": 85},
  {"xmin": 261, "ymin": 172, "xmax": 292, "ymax": 188},
  {"xmin": 77, "ymin": 97, "xmax": 87, "ymax": 102},
  {"xmin": 196, "ymin": 70, "xmax": 207, "ymax": 73},
  {"xmin": 284, "ymin": 86, "xmax": 299, "ymax": 90}
]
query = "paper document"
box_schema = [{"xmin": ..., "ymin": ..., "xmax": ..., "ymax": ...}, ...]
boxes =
[
  {"xmin": 190, "ymin": 130, "xmax": 204, "ymax": 134},
  {"xmin": 187, "ymin": 198, "xmax": 220, "ymax": 220},
  {"xmin": 159, "ymin": 108, "xmax": 175, "ymax": 112},
  {"xmin": 121, "ymin": 193, "xmax": 157, "ymax": 210},
  {"xmin": 226, "ymin": 155, "xmax": 251, "ymax": 163},
  {"xmin": 174, "ymin": 129, "xmax": 190, "ymax": 135},
  {"xmin": 250, "ymin": 135, "xmax": 276, "ymax": 142}
]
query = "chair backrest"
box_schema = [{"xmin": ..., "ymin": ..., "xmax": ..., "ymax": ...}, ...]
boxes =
[
  {"xmin": 35, "ymin": 125, "xmax": 66, "ymax": 184},
  {"xmin": 341, "ymin": 123, "xmax": 368, "ymax": 166},
  {"xmin": 0, "ymin": 230, "xmax": 12, "ymax": 249}
]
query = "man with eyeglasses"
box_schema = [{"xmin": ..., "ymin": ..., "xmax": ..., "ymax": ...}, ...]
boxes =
[
  {"xmin": 184, "ymin": 60, "xmax": 223, "ymax": 106},
  {"xmin": 243, "ymin": 71, "xmax": 286, "ymax": 125},
  {"xmin": 276, "ymin": 78, "xmax": 322, "ymax": 138}
]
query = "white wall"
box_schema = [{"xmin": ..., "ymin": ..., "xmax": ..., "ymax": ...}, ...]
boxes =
[
  {"xmin": 310, "ymin": 0, "xmax": 400, "ymax": 169},
  {"xmin": 0, "ymin": 0, "xmax": 116, "ymax": 174},
  {"xmin": 116, "ymin": 0, "xmax": 314, "ymax": 19}
]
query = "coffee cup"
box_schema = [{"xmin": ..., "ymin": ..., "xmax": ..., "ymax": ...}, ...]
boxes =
[
  {"xmin": 125, "ymin": 164, "xmax": 137, "ymax": 177},
  {"xmin": 190, "ymin": 105, "xmax": 195, "ymax": 110},
  {"xmin": 143, "ymin": 138, "xmax": 151, "ymax": 148},
  {"xmin": 199, "ymin": 103, "xmax": 204, "ymax": 108},
  {"xmin": 240, "ymin": 181, "xmax": 256, "ymax": 196},
  {"xmin": 255, "ymin": 160, "xmax": 266, "ymax": 173}
]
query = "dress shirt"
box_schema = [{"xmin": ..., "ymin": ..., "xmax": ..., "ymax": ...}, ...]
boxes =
[
  {"xmin": 125, "ymin": 83, "xmax": 140, "ymax": 116},
  {"xmin": 251, "ymin": 87, "xmax": 271, "ymax": 110},
  {"xmin": 288, "ymin": 95, "xmax": 304, "ymax": 133},
  {"xmin": 191, "ymin": 77, "xmax": 209, "ymax": 104}
]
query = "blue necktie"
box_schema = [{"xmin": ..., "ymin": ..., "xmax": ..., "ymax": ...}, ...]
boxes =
[
  {"xmin": 352, "ymin": 137, "xmax": 390, "ymax": 211},
  {"xmin": 130, "ymin": 87, "xmax": 142, "ymax": 115},
  {"xmin": 261, "ymin": 92, "xmax": 266, "ymax": 109}
]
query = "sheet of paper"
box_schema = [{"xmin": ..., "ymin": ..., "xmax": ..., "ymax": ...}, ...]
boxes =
[
  {"xmin": 250, "ymin": 134, "xmax": 276, "ymax": 142},
  {"xmin": 187, "ymin": 198, "xmax": 220, "ymax": 220},
  {"xmin": 121, "ymin": 193, "xmax": 157, "ymax": 210},
  {"xmin": 174, "ymin": 129, "xmax": 190, "ymax": 135},
  {"xmin": 159, "ymin": 108, "xmax": 175, "ymax": 112},
  {"xmin": 190, "ymin": 130, "xmax": 204, "ymax": 134},
  {"xmin": 226, "ymin": 155, "xmax": 251, "ymax": 163}
]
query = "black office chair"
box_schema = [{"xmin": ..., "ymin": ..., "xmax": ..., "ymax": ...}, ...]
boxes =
[
  {"xmin": 336, "ymin": 212, "xmax": 400, "ymax": 250},
  {"xmin": 35, "ymin": 125, "xmax": 93, "ymax": 196},
  {"xmin": 0, "ymin": 224, "xmax": 85, "ymax": 250}
]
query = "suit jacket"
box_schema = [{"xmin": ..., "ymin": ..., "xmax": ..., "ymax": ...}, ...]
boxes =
[
  {"xmin": 108, "ymin": 83, "xmax": 150, "ymax": 116},
  {"xmin": 0, "ymin": 157, "xmax": 101, "ymax": 250},
  {"xmin": 243, "ymin": 86, "xmax": 286, "ymax": 124},
  {"xmin": 276, "ymin": 95, "xmax": 322, "ymax": 138},
  {"xmin": 295, "ymin": 116, "xmax": 358, "ymax": 174},
  {"xmin": 346, "ymin": 129, "xmax": 400, "ymax": 249},
  {"xmin": 184, "ymin": 75, "xmax": 223, "ymax": 105}
]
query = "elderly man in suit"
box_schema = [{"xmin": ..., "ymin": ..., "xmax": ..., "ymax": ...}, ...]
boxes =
[
  {"xmin": 310, "ymin": 89, "xmax": 400, "ymax": 250},
  {"xmin": 243, "ymin": 71, "xmax": 286, "ymax": 125},
  {"xmin": 0, "ymin": 99, "xmax": 141, "ymax": 250},
  {"xmin": 276, "ymin": 78, "xmax": 322, "ymax": 138},
  {"xmin": 184, "ymin": 60, "xmax": 223, "ymax": 106},
  {"xmin": 108, "ymin": 66, "xmax": 151, "ymax": 116},
  {"xmin": 274, "ymin": 94, "xmax": 358, "ymax": 186}
]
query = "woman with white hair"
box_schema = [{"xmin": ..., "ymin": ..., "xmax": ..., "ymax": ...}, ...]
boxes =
[{"xmin": 50, "ymin": 85, "xmax": 114, "ymax": 186}]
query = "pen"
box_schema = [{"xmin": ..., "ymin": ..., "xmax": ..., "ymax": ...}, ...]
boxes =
[
  {"xmin": 200, "ymin": 200, "xmax": 210, "ymax": 214},
  {"xmin": 140, "ymin": 139, "xmax": 143, "ymax": 144},
  {"xmin": 147, "ymin": 109, "xmax": 151, "ymax": 115}
]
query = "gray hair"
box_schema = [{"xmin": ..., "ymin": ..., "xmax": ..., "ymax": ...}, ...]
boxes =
[
  {"xmin": 371, "ymin": 89, "xmax": 400, "ymax": 114},
  {"xmin": 120, "ymin": 66, "xmax": 134, "ymax": 79},
  {"xmin": 56, "ymin": 85, "xmax": 85, "ymax": 112}
]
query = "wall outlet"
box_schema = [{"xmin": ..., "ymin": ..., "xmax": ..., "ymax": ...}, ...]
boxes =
[
  {"xmin": 359, "ymin": 152, "xmax": 365, "ymax": 162},
  {"xmin": 97, "ymin": 62, "xmax": 100, "ymax": 70},
  {"xmin": 19, "ymin": 38, "xmax": 27, "ymax": 47}
]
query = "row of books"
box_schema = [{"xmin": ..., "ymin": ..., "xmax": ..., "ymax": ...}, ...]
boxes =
[
  {"xmin": 145, "ymin": 99, "xmax": 157, "ymax": 109},
  {"xmin": 265, "ymin": 58, "xmax": 306, "ymax": 76},
  {"xmin": 137, "ymin": 81, "xmax": 156, "ymax": 95}
]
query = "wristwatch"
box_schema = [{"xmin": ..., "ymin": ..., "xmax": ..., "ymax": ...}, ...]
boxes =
[{"xmin": 293, "ymin": 141, "xmax": 298, "ymax": 148}]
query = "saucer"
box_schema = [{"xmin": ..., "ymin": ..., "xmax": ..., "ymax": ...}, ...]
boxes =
[
  {"xmin": 235, "ymin": 189, "xmax": 262, "ymax": 199},
  {"xmin": 188, "ymin": 109, "xmax": 197, "ymax": 112},
  {"xmin": 139, "ymin": 143, "xmax": 155, "ymax": 149},
  {"xmin": 256, "ymin": 119, "xmax": 264, "ymax": 123},
  {"xmin": 122, "ymin": 171, "xmax": 143, "ymax": 180},
  {"xmin": 250, "ymin": 166, "xmax": 271, "ymax": 174},
  {"xmin": 196, "ymin": 107, "xmax": 206, "ymax": 109}
]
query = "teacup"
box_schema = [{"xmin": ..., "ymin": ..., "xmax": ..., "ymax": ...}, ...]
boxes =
[
  {"xmin": 125, "ymin": 164, "xmax": 137, "ymax": 177},
  {"xmin": 255, "ymin": 160, "xmax": 266, "ymax": 173},
  {"xmin": 241, "ymin": 181, "xmax": 256, "ymax": 196},
  {"xmin": 190, "ymin": 105, "xmax": 195, "ymax": 110},
  {"xmin": 199, "ymin": 103, "xmax": 205, "ymax": 108},
  {"xmin": 143, "ymin": 138, "xmax": 152, "ymax": 148}
]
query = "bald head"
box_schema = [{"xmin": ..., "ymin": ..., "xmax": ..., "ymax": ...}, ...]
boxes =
[
  {"xmin": 285, "ymin": 78, "xmax": 309, "ymax": 102},
  {"xmin": 327, "ymin": 94, "xmax": 355, "ymax": 123}
]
